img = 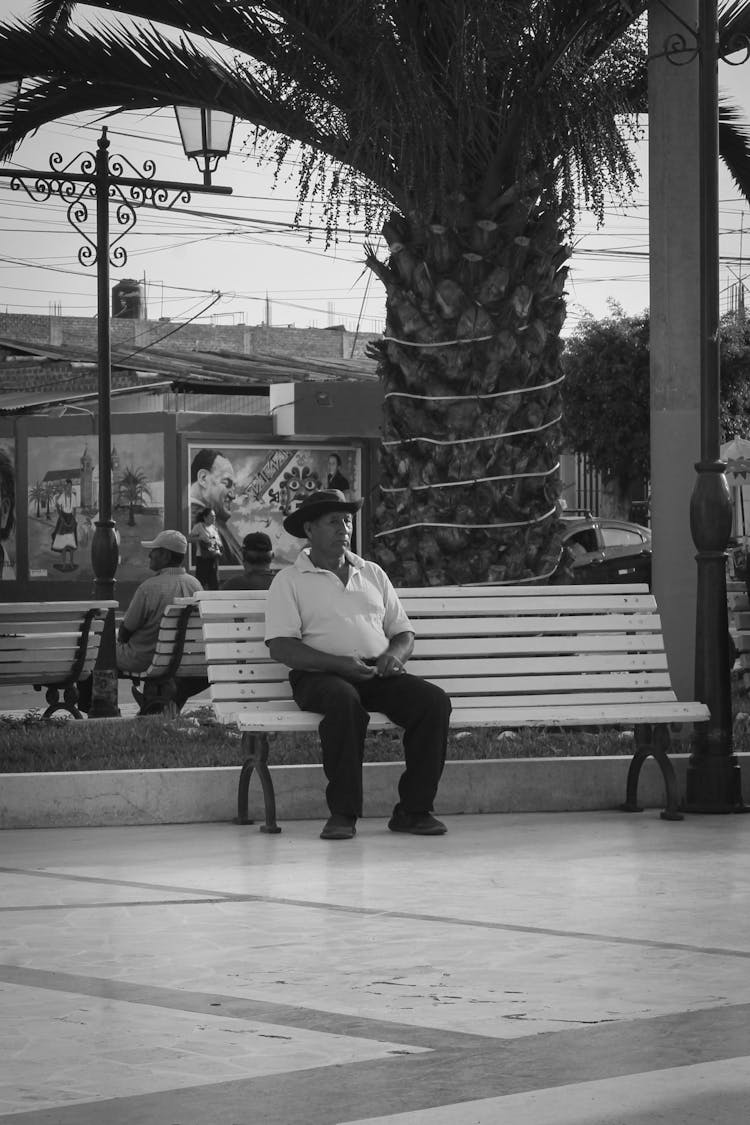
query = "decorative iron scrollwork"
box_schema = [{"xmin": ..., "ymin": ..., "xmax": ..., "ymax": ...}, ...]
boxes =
[
  {"xmin": 650, "ymin": 0, "xmax": 750, "ymax": 67},
  {"xmin": 7, "ymin": 138, "xmax": 193, "ymax": 268}
]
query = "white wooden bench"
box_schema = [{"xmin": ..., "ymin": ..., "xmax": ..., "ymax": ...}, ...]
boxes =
[
  {"xmin": 0, "ymin": 600, "xmax": 118, "ymax": 718},
  {"xmin": 126, "ymin": 599, "xmax": 206, "ymax": 716},
  {"xmin": 194, "ymin": 584, "xmax": 710, "ymax": 831},
  {"xmin": 727, "ymin": 579, "xmax": 750, "ymax": 686}
]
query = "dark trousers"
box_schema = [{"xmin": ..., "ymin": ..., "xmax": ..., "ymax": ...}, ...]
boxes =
[
  {"xmin": 195, "ymin": 557, "xmax": 219, "ymax": 590},
  {"xmin": 289, "ymin": 670, "xmax": 451, "ymax": 818}
]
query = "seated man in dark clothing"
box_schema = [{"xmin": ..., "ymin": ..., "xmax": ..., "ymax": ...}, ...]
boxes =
[
  {"xmin": 221, "ymin": 532, "xmax": 275, "ymax": 590},
  {"xmin": 265, "ymin": 490, "xmax": 451, "ymax": 841}
]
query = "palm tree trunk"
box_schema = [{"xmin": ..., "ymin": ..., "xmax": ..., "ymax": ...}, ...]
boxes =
[{"xmin": 368, "ymin": 192, "xmax": 568, "ymax": 586}]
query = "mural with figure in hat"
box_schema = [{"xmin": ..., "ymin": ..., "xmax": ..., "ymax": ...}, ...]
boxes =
[
  {"xmin": 187, "ymin": 443, "xmax": 361, "ymax": 570},
  {"xmin": 27, "ymin": 433, "xmax": 164, "ymax": 582}
]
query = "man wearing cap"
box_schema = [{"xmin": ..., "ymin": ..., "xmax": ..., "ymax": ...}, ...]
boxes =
[
  {"xmin": 77, "ymin": 529, "xmax": 203, "ymax": 714},
  {"xmin": 117, "ymin": 529, "xmax": 202, "ymax": 676},
  {"xmin": 221, "ymin": 532, "xmax": 275, "ymax": 591},
  {"xmin": 265, "ymin": 490, "xmax": 451, "ymax": 840}
]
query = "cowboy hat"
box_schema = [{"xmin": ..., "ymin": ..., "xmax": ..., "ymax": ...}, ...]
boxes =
[{"xmin": 283, "ymin": 489, "xmax": 362, "ymax": 539}]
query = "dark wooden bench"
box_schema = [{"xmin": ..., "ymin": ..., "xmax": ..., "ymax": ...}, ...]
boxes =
[
  {"xmin": 0, "ymin": 600, "xmax": 119, "ymax": 718},
  {"xmin": 193, "ymin": 584, "xmax": 710, "ymax": 831}
]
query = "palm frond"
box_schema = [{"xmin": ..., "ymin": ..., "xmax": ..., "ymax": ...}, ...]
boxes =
[
  {"xmin": 719, "ymin": 0, "xmax": 750, "ymax": 46},
  {"xmin": 719, "ymin": 99, "xmax": 750, "ymax": 202},
  {"xmin": 30, "ymin": 1, "xmax": 76, "ymax": 34},
  {"xmin": 0, "ymin": 20, "xmax": 349, "ymax": 164},
  {"xmin": 1, "ymin": 0, "xmax": 748, "ymax": 235}
]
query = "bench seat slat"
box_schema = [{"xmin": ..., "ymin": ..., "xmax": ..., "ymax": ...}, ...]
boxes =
[{"xmin": 230, "ymin": 699, "xmax": 708, "ymax": 732}]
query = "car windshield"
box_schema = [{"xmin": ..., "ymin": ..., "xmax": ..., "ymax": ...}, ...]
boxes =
[{"xmin": 601, "ymin": 527, "xmax": 646, "ymax": 547}]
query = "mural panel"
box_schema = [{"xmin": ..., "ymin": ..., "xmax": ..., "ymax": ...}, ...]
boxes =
[
  {"xmin": 187, "ymin": 443, "xmax": 361, "ymax": 570},
  {"xmin": 0, "ymin": 438, "xmax": 16, "ymax": 581},
  {"xmin": 27, "ymin": 433, "xmax": 165, "ymax": 582}
]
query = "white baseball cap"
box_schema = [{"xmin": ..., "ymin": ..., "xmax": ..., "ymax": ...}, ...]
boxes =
[{"xmin": 140, "ymin": 530, "xmax": 188, "ymax": 554}]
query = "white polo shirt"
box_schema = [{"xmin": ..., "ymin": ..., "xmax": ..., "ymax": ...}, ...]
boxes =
[{"xmin": 265, "ymin": 548, "xmax": 413, "ymax": 659}]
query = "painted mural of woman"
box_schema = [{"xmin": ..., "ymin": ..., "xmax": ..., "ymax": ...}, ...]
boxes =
[{"xmin": 51, "ymin": 478, "xmax": 79, "ymax": 571}]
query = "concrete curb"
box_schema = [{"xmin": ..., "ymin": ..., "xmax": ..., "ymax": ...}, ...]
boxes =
[{"xmin": 0, "ymin": 753, "xmax": 728, "ymax": 829}]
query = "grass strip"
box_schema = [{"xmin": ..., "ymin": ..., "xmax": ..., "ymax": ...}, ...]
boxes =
[{"xmin": 0, "ymin": 706, "xmax": 638, "ymax": 772}]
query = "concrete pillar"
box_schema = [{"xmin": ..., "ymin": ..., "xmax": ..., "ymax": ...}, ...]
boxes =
[{"xmin": 648, "ymin": 0, "xmax": 700, "ymax": 699}]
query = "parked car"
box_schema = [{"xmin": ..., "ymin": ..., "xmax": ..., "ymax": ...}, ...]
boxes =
[{"xmin": 559, "ymin": 510, "xmax": 652, "ymax": 587}]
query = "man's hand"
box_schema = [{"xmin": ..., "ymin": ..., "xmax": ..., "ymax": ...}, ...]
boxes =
[
  {"xmin": 374, "ymin": 652, "xmax": 406, "ymax": 677},
  {"xmin": 339, "ymin": 656, "xmax": 378, "ymax": 682}
]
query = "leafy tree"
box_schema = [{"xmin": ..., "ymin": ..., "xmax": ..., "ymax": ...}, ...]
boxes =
[
  {"xmin": 719, "ymin": 312, "xmax": 750, "ymax": 439},
  {"xmin": 562, "ymin": 305, "xmax": 750, "ymax": 515},
  {"xmin": 3, "ymin": 2, "xmax": 750, "ymax": 583},
  {"xmin": 562, "ymin": 305, "xmax": 650, "ymax": 516}
]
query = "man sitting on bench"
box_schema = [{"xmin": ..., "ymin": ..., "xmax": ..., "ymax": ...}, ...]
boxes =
[
  {"xmin": 265, "ymin": 490, "xmax": 451, "ymax": 840},
  {"xmin": 79, "ymin": 530, "xmax": 204, "ymax": 714}
]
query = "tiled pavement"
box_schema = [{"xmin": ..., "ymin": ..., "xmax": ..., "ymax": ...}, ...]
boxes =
[{"xmin": 2, "ymin": 809, "xmax": 750, "ymax": 1123}]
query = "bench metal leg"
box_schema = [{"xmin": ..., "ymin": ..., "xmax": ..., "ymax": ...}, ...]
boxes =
[
  {"xmin": 236, "ymin": 732, "xmax": 281, "ymax": 833},
  {"xmin": 620, "ymin": 722, "xmax": 684, "ymax": 821},
  {"xmin": 40, "ymin": 684, "xmax": 84, "ymax": 720},
  {"xmin": 132, "ymin": 678, "xmax": 179, "ymax": 718}
]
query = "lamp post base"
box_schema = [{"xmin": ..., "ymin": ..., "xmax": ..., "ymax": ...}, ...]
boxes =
[
  {"xmin": 88, "ymin": 519, "xmax": 121, "ymax": 719},
  {"xmin": 685, "ymin": 756, "xmax": 747, "ymax": 813}
]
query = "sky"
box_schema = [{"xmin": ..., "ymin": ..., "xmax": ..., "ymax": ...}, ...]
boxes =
[{"xmin": 0, "ymin": 1, "xmax": 749, "ymax": 338}]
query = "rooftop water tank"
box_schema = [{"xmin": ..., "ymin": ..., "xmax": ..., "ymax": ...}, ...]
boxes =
[{"xmin": 112, "ymin": 279, "xmax": 142, "ymax": 319}]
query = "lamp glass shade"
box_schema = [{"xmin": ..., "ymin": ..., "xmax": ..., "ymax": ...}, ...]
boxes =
[{"xmin": 174, "ymin": 106, "xmax": 235, "ymax": 161}]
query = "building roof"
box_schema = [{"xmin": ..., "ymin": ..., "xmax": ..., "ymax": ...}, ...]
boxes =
[{"xmin": 0, "ymin": 336, "xmax": 378, "ymax": 415}]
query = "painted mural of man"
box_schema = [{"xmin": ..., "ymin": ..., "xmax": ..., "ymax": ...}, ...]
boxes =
[
  {"xmin": 189, "ymin": 448, "xmax": 243, "ymax": 565},
  {"xmin": 326, "ymin": 452, "xmax": 350, "ymax": 495}
]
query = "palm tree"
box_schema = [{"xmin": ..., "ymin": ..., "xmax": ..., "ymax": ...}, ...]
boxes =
[
  {"xmin": 42, "ymin": 480, "xmax": 57, "ymax": 519},
  {"xmin": 27, "ymin": 481, "xmax": 46, "ymax": 519},
  {"xmin": 116, "ymin": 465, "xmax": 152, "ymax": 526},
  {"xmin": 3, "ymin": 2, "xmax": 750, "ymax": 584}
]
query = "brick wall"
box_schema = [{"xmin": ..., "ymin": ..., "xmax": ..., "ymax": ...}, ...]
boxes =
[{"xmin": 0, "ymin": 312, "xmax": 380, "ymax": 361}]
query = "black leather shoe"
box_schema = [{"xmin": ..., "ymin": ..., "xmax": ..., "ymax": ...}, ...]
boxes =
[
  {"xmin": 320, "ymin": 815, "xmax": 357, "ymax": 840},
  {"xmin": 387, "ymin": 806, "xmax": 447, "ymax": 835}
]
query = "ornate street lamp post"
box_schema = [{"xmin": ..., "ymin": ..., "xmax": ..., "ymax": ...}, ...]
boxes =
[
  {"xmin": 687, "ymin": 0, "xmax": 742, "ymax": 809},
  {"xmin": 0, "ymin": 123, "xmax": 232, "ymax": 716},
  {"xmin": 653, "ymin": 0, "xmax": 748, "ymax": 810}
]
